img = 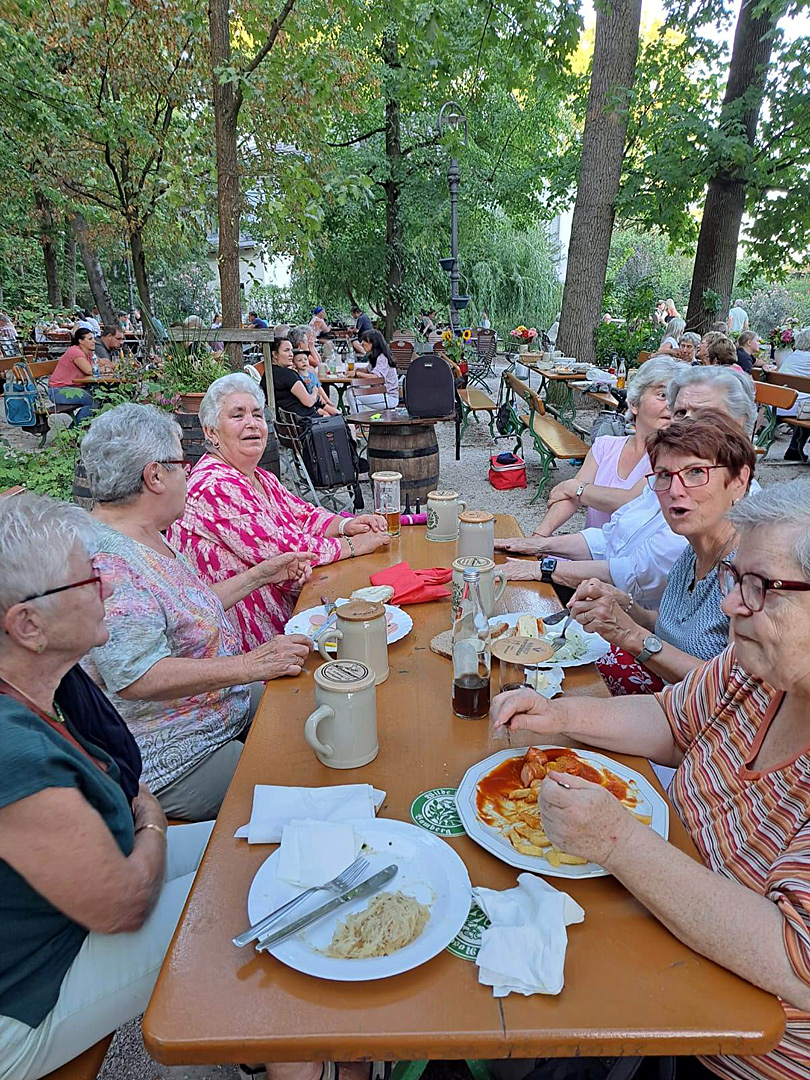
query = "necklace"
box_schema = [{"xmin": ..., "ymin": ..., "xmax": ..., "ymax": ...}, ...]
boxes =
[
  {"xmin": 0, "ymin": 672, "xmax": 65, "ymax": 723},
  {"xmin": 690, "ymin": 533, "xmax": 736, "ymax": 591}
]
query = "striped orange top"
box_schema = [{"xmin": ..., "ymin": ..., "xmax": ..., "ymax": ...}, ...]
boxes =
[{"xmin": 656, "ymin": 646, "xmax": 810, "ymax": 1080}]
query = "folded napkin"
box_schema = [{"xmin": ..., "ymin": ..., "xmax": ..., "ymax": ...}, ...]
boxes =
[
  {"xmin": 472, "ymin": 873, "xmax": 585, "ymax": 997},
  {"xmin": 370, "ymin": 560, "xmax": 452, "ymax": 605},
  {"xmin": 234, "ymin": 784, "xmax": 386, "ymax": 844},
  {"xmin": 401, "ymin": 513, "xmax": 427, "ymax": 526},
  {"xmin": 278, "ymin": 820, "xmax": 361, "ymax": 887}
]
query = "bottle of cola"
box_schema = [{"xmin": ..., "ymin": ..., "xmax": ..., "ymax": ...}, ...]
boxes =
[{"xmin": 451, "ymin": 568, "xmax": 491, "ymax": 720}]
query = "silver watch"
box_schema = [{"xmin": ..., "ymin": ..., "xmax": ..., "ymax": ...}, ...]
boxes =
[
  {"xmin": 635, "ymin": 634, "xmax": 663, "ymax": 664},
  {"xmin": 575, "ymin": 482, "xmax": 587, "ymax": 504}
]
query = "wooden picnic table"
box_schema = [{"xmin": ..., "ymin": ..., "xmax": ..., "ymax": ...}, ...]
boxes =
[
  {"xmin": 320, "ymin": 373, "xmax": 355, "ymax": 411},
  {"xmin": 524, "ymin": 367, "xmax": 583, "ymax": 427},
  {"xmin": 143, "ymin": 517, "xmax": 784, "ymax": 1067}
]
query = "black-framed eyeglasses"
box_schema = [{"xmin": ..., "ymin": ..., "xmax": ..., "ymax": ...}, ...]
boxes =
[
  {"xmin": 22, "ymin": 573, "xmax": 104, "ymax": 604},
  {"xmin": 718, "ymin": 559, "xmax": 810, "ymax": 613},
  {"xmin": 156, "ymin": 458, "xmax": 191, "ymax": 476},
  {"xmin": 646, "ymin": 464, "xmax": 725, "ymax": 492}
]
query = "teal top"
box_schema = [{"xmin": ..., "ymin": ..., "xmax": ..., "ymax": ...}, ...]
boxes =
[{"xmin": 0, "ymin": 694, "xmax": 134, "ymax": 1028}]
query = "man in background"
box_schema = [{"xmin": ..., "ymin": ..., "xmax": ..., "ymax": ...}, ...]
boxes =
[{"xmin": 728, "ymin": 299, "xmax": 749, "ymax": 334}]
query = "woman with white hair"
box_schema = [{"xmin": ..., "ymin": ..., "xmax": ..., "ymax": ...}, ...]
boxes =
[
  {"xmin": 169, "ymin": 373, "xmax": 390, "ymax": 651},
  {"xmin": 0, "ymin": 492, "xmax": 212, "ymax": 1080},
  {"xmin": 677, "ymin": 331, "xmax": 701, "ymax": 363},
  {"xmin": 491, "ymin": 477, "xmax": 810, "ymax": 1080},
  {"xmin": 655, "ymin": 317, "xmax": 686, "ymax": 355},
  {"xmin": 534, "ymin": 357, "xmax": 677, "ymax": 536},
  {"xmin": 81, "ymin": 403, "xmax": 315, "ymax": 822}
]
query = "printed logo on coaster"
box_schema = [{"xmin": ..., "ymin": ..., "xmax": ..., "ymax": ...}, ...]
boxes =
[
  {"xmin": 447, "ymin": 901, "xmax": 490, "ymax": 961},
  {"xmin": 410, "ymin": 788, "xmax": 464, "ymax": 836}
]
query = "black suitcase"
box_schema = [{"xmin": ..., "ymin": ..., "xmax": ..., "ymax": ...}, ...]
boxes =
[
  {"xmin": 302, "ymin": 414, "xmax": 358, "ymax": 487},
  {"xmin": 403, "ymin": 355, "xmax": 455, "ymax": 418}
]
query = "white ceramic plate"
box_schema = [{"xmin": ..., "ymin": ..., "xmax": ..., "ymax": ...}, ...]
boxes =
[
  {"xmin": 456, "ymin": 746, "xmax": 669, "ymax": 879},
  {"xmin": 488, "ymin": 613, "xmax": 610, "ymax": 668},
  {"xmin": 285, "ymin": 600, "xmax": 413, "ymax": 647},
  {"xmin": 247, "ymin": 818, "xmax": 471, "ymax": 981}
]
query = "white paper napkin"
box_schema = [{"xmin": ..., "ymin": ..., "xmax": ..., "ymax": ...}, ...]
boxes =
[
  {"xmin": 234, "ymin": 784, "xmax": 386, "ymax": 844},
  {"xmin": 277, "ymin": 820, "xmax": 361, "ymax": 887},
  {"xmin": 472, "ymin": 872, "xmax": 585, "ymax": 996}
]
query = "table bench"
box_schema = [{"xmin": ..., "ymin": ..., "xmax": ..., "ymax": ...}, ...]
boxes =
[{"xmin": 457, "ymin": 387, "xmax": 498, "ymax": 442}]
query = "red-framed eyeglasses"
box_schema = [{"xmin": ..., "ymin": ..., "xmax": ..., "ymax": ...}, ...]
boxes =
[{"xmin": 23, "ymin": 573, "xmax": 104, "ymax": 604}]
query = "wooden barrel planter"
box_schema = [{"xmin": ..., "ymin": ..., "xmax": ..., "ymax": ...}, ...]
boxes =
[
  {"xmin": 176, "ymin": 410, "xmax": 281, "ymax": 478},
  {"xmin": 366, "ymin": 424, "xmax": 440, "ymax": 505},
  {"xmin": 72, "ymin": 459, "xmax": 94, "ymax": 511}
]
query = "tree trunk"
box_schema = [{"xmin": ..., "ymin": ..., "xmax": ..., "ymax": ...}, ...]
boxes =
[
  {"xmin": 34, "ymin": 189, "xmax": 63, "ymax": 308},
  {"xmin": 64, "ymin": 218, "xmax": 77, "ymax": 308},
  {"xmin": 128, "ymin": 225, "xmax": 153, "ymax": 320},
  {"xmin": 557, "ymin": 0, "xmax": 642, "ymax": 365},
  {"xmin": 382, "ymin": 30, "xmax": 403, "ymax": 340},
  {"xmin": 685, "ymin": 0, "xmax": 777, "ymax": 334},
  {"xmin": 67, "ymin": 209, "xmax": 116, "ymax": 325},
  {"xmin": 209, "ymin": 0, "xmax": 243, "ymax": 370}
]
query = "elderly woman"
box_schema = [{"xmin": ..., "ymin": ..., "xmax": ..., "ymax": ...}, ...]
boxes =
[
  {"xmin": 655, "ymin": 318, "xmax": 686, "ymax": 355},
  {"xmin": 707, "ymin": 334, "xmax": 741, "ymax": 368},
  {"xmin": 533, "ymin": 357, "xmax": 676, "ymax": 536},
  {"xmin": 492, "ymin": 476, "xmax": 810, "ymax": 1080},
  {"xmin": 47, "ymin": 327, "xmax": 97, "ymax": 420},
  {"xmin": 0, "ymin": 492, "xmax": 213, "ymax": 1080},
  {"xmin": 568, "ymin": 410, "xmax": 755, "ymax": 696},
  {"xmin": 81, "ymin": 403, "xmax": 315, "ymax": 822},
  {"xmin": 677, "ymin": 332, "xmax": 701, "ymax": 364},
  {"xmin": 696, "ymin": 329, "xmax": 727, "ymax": 364},
  {"xmin": 169, "ymin": 373, "xmax": 390, "ymax": 651},
  {"xmin": 497, "ymin": 366, "xmax": 757, "ymax": 607}
]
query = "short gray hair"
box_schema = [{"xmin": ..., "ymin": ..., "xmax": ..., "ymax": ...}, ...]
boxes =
[
  {"xmin": 288, "ymin": 325, "xmax": 310, "ymax": 349},
  {"xmin": 794, "ymin": 327, "xmax": 810, "ymax": 352},
  {"xmin": 199, "ymin": 372, "xmax": 265, "ymax": 432},
  {"xmin": 728, "ymin": 479, "xmax": 810, "ymax": 578},
  {"xmin": 679, "ymin": 332, "xmax": 701, "ymax": 347},
  {"xmin": 0, "ymin": 493, "xmax": 96, "ymax": 621},
  {"xmin": 81, "ymin": 403, "xmax": 182, "ymax": 505},
  {"xmin": 666, "ymin": 364, "xmax": 756, "ymax": 435},
  {"xmin": 626, "ymin": 356, "xmax": 679, "ymax": 410}
]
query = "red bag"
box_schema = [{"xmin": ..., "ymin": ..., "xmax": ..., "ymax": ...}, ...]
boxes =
[{"xmin": 488, "ymin": 453, "xmax": 526, "ymax": 490}]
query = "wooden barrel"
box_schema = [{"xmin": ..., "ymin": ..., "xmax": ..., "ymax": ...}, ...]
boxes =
[
  {"xmin": 177, "ymin": 410, "xmax": 281, "ymax": 478},
  {"xmin": 72, "ymin": 460, "xmax": 94, "ymax": 511},
  {"xmin": 366, "ymin": 424, "xmax": 440, "ymax": 505}
]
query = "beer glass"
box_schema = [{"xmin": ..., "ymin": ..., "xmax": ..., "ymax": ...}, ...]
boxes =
[{"xmin": 372, "ymin": 471, "xmax": 402, "ymax": 537}]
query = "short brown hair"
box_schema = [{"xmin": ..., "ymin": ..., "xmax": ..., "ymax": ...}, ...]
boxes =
[
  {"xmin": 707, "ymin": 335, "xmax": 737, "ymax": 365},
  {"xmin": 647, "ymin": 410, "xmax": 756, "ymax": 487}
]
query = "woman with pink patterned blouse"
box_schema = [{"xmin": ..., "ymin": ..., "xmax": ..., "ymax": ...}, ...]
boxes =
[{"xmin": 168, "ymin": 373, "xmax": 391, "ymax": 651}]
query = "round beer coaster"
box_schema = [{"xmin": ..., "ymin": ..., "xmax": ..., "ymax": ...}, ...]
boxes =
[
  {"xmin": 446, "ymin": 901, "xmax": 490, "ymax": 961},
  {"xmin": 410, "ymin": 788, "xmax": 465, "ymax": 836}
]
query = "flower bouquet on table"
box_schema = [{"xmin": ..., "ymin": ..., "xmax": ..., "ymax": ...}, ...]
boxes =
[
  {"xmin": 509, "ymin": 326, "xmax": 538, "ymax": 354},
  {"xmin": 768, "ymin": 325, "xmax": 796, "ymax": 351},
  {"xmin": 440, "ymin": 329, "xmax": 473, "ymax": 374}
]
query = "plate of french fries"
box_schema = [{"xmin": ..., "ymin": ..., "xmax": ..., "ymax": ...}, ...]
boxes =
[
  {"xmin": 455, "ymin": 745, "xmax": 669, "ymax": 879},
  {"xmin": 488, "ymin": 613, "xmax": 610, "ymax": 668}
]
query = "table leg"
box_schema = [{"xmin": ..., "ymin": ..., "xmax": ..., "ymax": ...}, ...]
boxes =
[{"xmin": 389, "ymin": 1062, "xmax": 429, "ymax": 1080}]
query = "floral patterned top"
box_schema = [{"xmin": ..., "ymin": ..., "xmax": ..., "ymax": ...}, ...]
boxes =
[
  {"xmin": 168, "ymin": 455, "xmax": 341, "ymax": 650},
  {"xmin": 82, "ymin": 523, "xmax": 250, "ymax": 792}
]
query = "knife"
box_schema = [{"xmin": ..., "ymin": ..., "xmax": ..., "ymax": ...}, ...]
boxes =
[{"xmin": 254, "ymin": 865, "xmax": 398, "ymax": 952}]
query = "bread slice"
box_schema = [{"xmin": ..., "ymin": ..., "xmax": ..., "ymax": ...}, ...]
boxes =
[{"xmin": 430, "ymin": 629, "xmax": 453, "ymax": 659}]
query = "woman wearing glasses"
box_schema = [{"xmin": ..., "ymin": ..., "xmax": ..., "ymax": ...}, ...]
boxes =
[
  {"xmin": 79, "ymin": 404, "xmax": 315, "ymax": 822},
  {"xmin": 491, "ymin": 477, "xmax": 810, "ymax": 1080},
  {"xmin": 565, "ymin": 411, "xmax": 755, "ymax": 696}
]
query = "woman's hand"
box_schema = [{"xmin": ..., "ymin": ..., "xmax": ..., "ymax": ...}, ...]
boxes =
[
  {"xmin": 258, "ymin": 552, "xmax": 318, "ymax": 588},
  {"xmin": 243, "ymin": 634, "xmax": 313, "ymax": 681},
  {"xmin": 132, "ymin": 783, "xmax": 168, "ymax": 831},
  {"xmin": 536, "ymin": 772, "xmax": 639, "ymax": 866},
  {"xmin": 547, "ymin": 479, "xmax": 582, "ymax": 506},
  {"xmin": 490, "ymin": 688, "xmax": 565, "ymax": 736},
  {"xmin": 568, "ymin": 578, "xmax": 642, "ymax": 651},
  {"xmin": 344, "ymin": 514, "xmax": 388, "ymax": 536},
  {"xmin": 501, "ymin": 557, "xmax": 539, "ymax": 582},
  {"xmin": 345, "ymin": 530, "xmax": 391, "ymax": 557},
  {"xmin": 494, "ymin": 537, "xmax": 546, "ymax": 555}
]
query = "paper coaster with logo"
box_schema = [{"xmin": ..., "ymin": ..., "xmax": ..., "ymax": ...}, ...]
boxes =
[
  {"xmin": 410, "ymin": 787, "xmax": 465, "ymax": 836},
  {"xmin": 446, "ymin": 901, "xmax": 490, "ymax": 961}
]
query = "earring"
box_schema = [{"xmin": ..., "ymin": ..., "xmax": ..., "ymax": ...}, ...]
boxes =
[{"xmin": 36, "ymin": 643, "xmax": 44, "ymax": 653}]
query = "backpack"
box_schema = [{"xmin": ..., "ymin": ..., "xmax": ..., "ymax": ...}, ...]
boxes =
[
  {"xmin": 402, "ymin": 355, "xmax": 455, "ymax": 418},
  {"xmin": 301, "ymin": 414, "xmax": 364, "ymax": 509},
  {"xmin": 591, "ymin": 410, "xmax": 628, "ymax": 439},
  {"xmin": 3, "ymin": 363, "xmax": 39, "ymax": 426}
]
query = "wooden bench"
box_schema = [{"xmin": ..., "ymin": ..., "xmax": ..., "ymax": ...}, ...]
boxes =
[
  {"xmin": 502, "ymin": 373, "xmax": 589, "ymax": 502},
  {"xmin": 40, "ymin": 1035, "xmax": 113, "ymax": 1080},
  {"xmin": 457, "ymin": 386, "xmax": 498, "ymax": 442},
  {"xmin": 754, "ymin": 382, "xmax": 798, "ymax": 451}
]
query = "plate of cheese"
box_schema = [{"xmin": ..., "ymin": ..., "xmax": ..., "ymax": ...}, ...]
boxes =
[{"xmin": 487, "ymin": 613, "xmax": 610, "ymax": 668}]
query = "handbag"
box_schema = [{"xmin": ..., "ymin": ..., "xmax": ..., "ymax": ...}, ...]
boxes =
[{"xmin": 2, "ymin": 363, "xmax": 39, "ymax": 426}]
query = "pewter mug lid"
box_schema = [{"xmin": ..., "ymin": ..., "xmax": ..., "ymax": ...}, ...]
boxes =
[
  {"xmin": 335, "ymin": 600, "xmax": 385, "ymax": 623},
  {"xmin": 428, "ymin": 489, "xmax": 460, "ymax": 501}
]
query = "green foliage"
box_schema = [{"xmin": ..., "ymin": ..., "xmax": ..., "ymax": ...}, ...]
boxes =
[
  {"xmin": 742, "ymin": 280, "xmax": 810, "ymax": 336},
  {"xmin": 0, "ymin": 427, "xmax": 80, "ymax": 502},
  {"xmin": 594, "ymin": 321, "xmax": 660, "ymax": 367},
  {"xmin": 162, "ymin": 351, "xmax": 229, "ymax": 395},
  {"xmin": 701, "ymin": 288, "xmax": 722, "ymax": 315}
]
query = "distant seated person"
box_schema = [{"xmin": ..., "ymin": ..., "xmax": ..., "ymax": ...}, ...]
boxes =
[
  {"xmin": 93, "ymin": 324, "xmax": 123, "ymax": 368},
  {"xmin": 350, "ymin": 330, "xmax": 401, "ymax": 412},
  {"xmin": 0, "ymin": 312, "xmax": 19, "ymax": 344},
  {"xmin": 695, "ymin": 330, "xmax": 727, "ymax": 364},
  {"xmin": 47, "ymin": 328, "xmax": 98, "ymax": 421},
  {"xmin": 708, "ymin": 334, "xmax": 743, "ymax": 370},
  {"xmin": 130, "ymin": 308, "xmax": 143, "ymax": 335},
  {"xmin": 480, "ymin": 310, "xmax": 491, "ymax": 330},
  {"xmin": 653, "ymin": 318, "xmax": 685, "ymax": 356},
  {"xmin": 417, "ymin": 309, "xmax": 437, "ymax": 336},
  {"xmin": 350, "ymin": 304, "xmax": 373, "ymax": 356},
  {"xmin": 248, "ymin": 311, "xmax": 269, "ymax": 329},
  {"xmin": 81, "ymin": 403, "xmax": 315, "ymax": 821},
  {"xmin": 736, "ymin": 331, "xmax": 762, "ymax": 373},
  {"xmin": 0, "ymin": 492, "xmax": 212, "ymax": 1080},
  {"xmin": 677, "ymin": 332, "xmax": 701, "ymax": 364},
  {"xmin": 288, "ymin": 324, "xmax": 320, "ymax": 370},
  {"xmin": 309, "ymin": 306, "xmax": 331, "ymax": 338},
  {"xmin": 117, "ymin": 311, "xmax": 133, "ymax": 334},
  {"xmin": 169, "ymin": 373, "xmax": 391, "ymax": 648},
  {"xmin": 271, "ymin": 337, "xmax": 338, "ymax": 419}
]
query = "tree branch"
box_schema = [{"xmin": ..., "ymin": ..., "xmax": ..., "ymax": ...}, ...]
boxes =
[
  {"xmin": 234, "ymin": 0, "xmax": 297, "ymax": 113},
  {"xmin": 325, "ymin": 127, "xmax": 386, "ymax": 148}
]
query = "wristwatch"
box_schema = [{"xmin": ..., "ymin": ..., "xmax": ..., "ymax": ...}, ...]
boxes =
[
  {"xmin": 575, "ymin": 482, "xmax": 587, "ymax": 505},
  {"xmin": 635, "ymin": 634, "xmax": 663, "ymax": 664},
  {"xmin": 538, "ymin": 556, "xmax": 557, "ymax": 584}
]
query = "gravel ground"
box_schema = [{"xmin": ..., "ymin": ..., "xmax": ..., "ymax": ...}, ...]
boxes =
[{"xmin": 3, "ymin": 359, "xmax": 806, "ymax": 1079}]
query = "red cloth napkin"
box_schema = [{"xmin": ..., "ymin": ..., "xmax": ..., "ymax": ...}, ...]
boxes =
[{"xmin": 370, "ymin": 561, "xmax": 452, "ymax": 605}]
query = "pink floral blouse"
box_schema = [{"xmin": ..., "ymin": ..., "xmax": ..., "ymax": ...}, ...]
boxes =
[{"xmin": 168, "ymin": 455, "xmax": 340, "ymax": 650}]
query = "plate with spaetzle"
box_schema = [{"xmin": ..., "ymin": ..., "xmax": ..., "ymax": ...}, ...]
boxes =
[{"xmin": 455, "ymin": 746, "xmax": 669, "ymax": 879}]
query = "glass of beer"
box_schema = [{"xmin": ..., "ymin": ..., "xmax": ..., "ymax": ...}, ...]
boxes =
[{"xmin": 372, "ymin": 471, "xmax": 402, "ymax": 537}]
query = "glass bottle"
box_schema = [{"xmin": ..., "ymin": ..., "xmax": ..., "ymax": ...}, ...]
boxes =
[
  {"xmin": 451, "ymin": 568, "xmax": 491, "ymax": 719},
  {"xmin": 617, "ymin": 358, "xmax": 627, "ymax": 390}
]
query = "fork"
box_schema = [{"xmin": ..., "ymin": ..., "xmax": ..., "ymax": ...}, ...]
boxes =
[
  {"xmin": 232, "ymin": 855, "xmax": 369, "ymax": 948},
  {"xmin": 548, "ymin": 613, "xmax": 574, "ymax": 654}
]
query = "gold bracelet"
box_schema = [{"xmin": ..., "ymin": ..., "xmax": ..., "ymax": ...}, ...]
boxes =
[
  {"xmin": 136, "ymin": 822, "xmax": 167, "ymax": 841},
  {"xmin": 345, "ymin": 535, "xmax": 356, "ymax": 558}
]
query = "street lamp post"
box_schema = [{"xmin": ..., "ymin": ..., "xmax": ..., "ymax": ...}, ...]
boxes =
[{"xmin": 438, "ymin": 101, "xmax": 468, "ymax": 334}]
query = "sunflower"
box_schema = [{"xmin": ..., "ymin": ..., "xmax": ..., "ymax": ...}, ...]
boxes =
[
  {"xmin": 462, "ymin": 328, "xmax": 472, "ymax": 342},
  {"xmin": 442, "ymin": 329, "xmax": 453, "ymax": 343}
]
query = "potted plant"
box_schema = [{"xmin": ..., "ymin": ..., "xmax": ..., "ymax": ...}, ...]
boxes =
[{"xmin": 163, "ymin": 350, "xmax": 229, "ymax": 413}]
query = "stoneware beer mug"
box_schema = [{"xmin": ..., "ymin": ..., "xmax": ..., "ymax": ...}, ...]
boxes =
[
  {"xmin": 452, "ymin": 556, "xmax": 506, "ymax": 618},
  {"xmin": 457, "ymin": 509, "xmax": 496, "ymax": 561},
  {"xmin": 317, "ymin": 599, "xmax": 389, "ymax": 684},
  {"xmin": 304, "ymin": 660, "xmax": 378, "ymax": 769},
  {"xmin": 426, "ymin": 489, "xmax": 468, "ymax": 542}
]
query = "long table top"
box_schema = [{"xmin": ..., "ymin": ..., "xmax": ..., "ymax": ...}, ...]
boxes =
[{"xmin": 143, "ymin": 516, "xmax": 784, "ymax": 1065}]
